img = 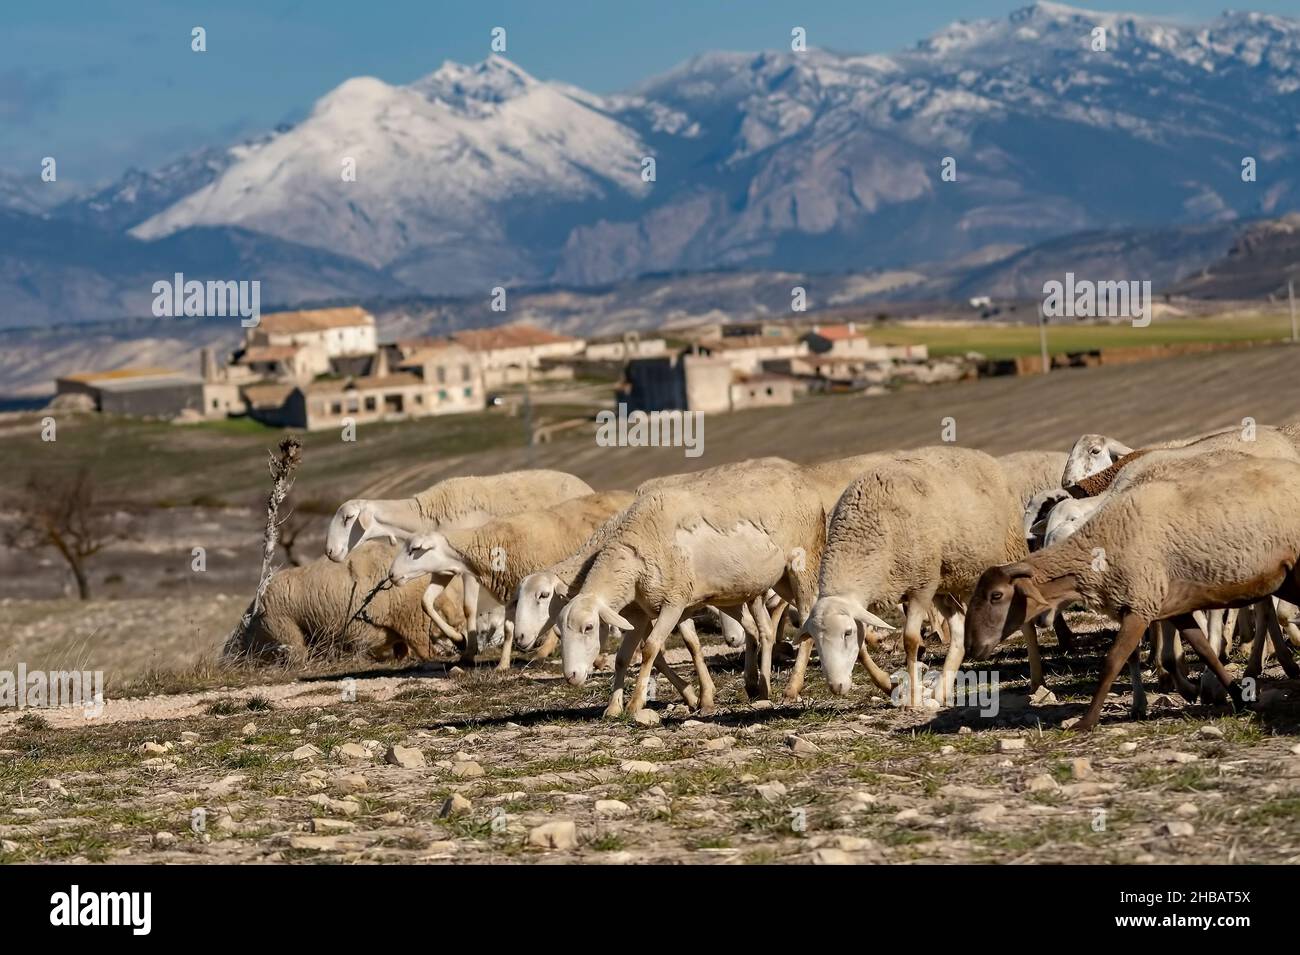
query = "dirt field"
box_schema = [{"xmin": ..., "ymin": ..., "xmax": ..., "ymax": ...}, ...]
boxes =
[{"xmin": 4, "ymin": 344, "xmax": 1300, "ymax": 864}]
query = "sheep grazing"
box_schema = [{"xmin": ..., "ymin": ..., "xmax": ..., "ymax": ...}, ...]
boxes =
[
  {"xmin": 803, "ymin": 446, "xmax": 1027, "ymax": 707},
  {"xmin": 223, "ymin": 542, "xmax": 462, "ymax": 666},
  {"xmin": 325, "ymin": 469, "xmax": 593, "ymax": 647},
  {"xmin": 965, "ymin": 456, "xmax": 1300, "ymax": 730},
  {"xmin": 556, "ymin": 462, "xmax": 826, "ymax": 716},
  {"xmin": 387, "ymin": 491, "xmax": 635, "ymax": 668}
]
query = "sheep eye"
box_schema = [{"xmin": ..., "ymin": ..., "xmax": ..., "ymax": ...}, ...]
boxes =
[
  {"xmin": 1089, "ymin": 447, "xmax": 1100, "ymax": 455},
  {"xmin": 583, "ymin": 623, "xmax": 594, "ymax": 633},
  {"xmin": 990, "ymin": 591, "xmax": 1004, "ymax": 603},
  {"xmin": 539, "ymin": 591, "xmax": 550, "ymax": 600}
]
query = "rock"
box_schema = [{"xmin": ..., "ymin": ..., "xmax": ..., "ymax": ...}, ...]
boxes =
[
  {"xmin": 311, "ymin": 818, "xmax": 356, "ymax": 834},
  {"xmin": 957, "ymin": 725, "xmax": 973, "ymax": 735},
  {"xmin": 756, "ymin": 782, "xmax": 788, "ymax": 803},
  {"xmin": 939, "ymin": 745, "xmax": 956, "ymax": 756},
  {"xmin": 785, "ymin": 735, "xmax": 821, "ymax": 756},
  {"xmin": 451, "ymin": 760, "xmax": 484, "ymax": 778},
  {"xmin": 1174, "ymin": 802, "xmax": 1199, "ymax": 818},
  {"xmin": 214, "ymin": 815, "xmax": 237, "ymax": 833},
  {"xmin": 1157, "ymin": 820, "xmax": 1195, "ymax": 837},
  {"xmin": 1170, "ymin": 752, "xmax": 1199, "ymax": 764},
  {"xmin": 12, "ymin": 808, "xmax": 40, "ymax": 818},
  {"xmin": 1198, "ymin": 725, "xmax": 1225, "ymax": 739},
  {"xmin": 376, "ymin": 811, "xmax": 406, "ymax": 825},
  {"xmin": 1059, "ymin": 781, "xmax": 1121, "ymax": 798},
  {"xmin": 43, "ymin": 779, "xmax": 67, "ymax": 795},
  {"xmin": 289, "ymin": 729, "xmax": 301, "ymax": 736},
  {"xmin": 812, "ymin": 848, "xmax": 855, "ymax": 865},
  {"xmin": 1118, "ymin": 741, "xmax": 1139, "ymax": 754},
  {"xmin": 288, "ymin": 835, "xmax": 350, "ymax": 851},
  {"xmin": 595, "ymin": 799, "xmax": 631, "ymax": 817},
  {"xmin": 833, "ymin": 835, "xmax": 875, "ymax": 852},
  {"xmin": 1026, "ymin": 774, "xmax": 1059, "ymax": 793},
  {"xmin": 1070, "ymin": 757, "xmax": 1093, "ymax": 780},
  {"xmin": 527, "ymin": 820, "xmax": 578, "ymax": 850},
  {"xmin": 140, "ymin": 758, "xmax": 176, "ymax": 770},
  {"xmin": 680, "ymin": 719, "xmax": 707, "ymax": 731},
  {"xmin": 306, "ymin": 794, "xmax": 361, "ymax": 817},
  {"xmin": 440, "ymin": 793, "xmax": 472, "ymax": 818},
  {"xmin": 385, "ymin": 745, "xmax": 426, "ymax": 769},
  {"xmin": 291, "ymin": 744, "xmax": 323, "ymax": 762},
  {"xmin": 750, "ymin": 699, "xmax": 774, "ymax": 711},
  {"xmin": 331, "ymin": 774, "xmax": 369, "ymax": 794},
  {"xmin": 240, "ymin": 722, "xmax": 256, "ymax": 736},
  {"xmin": 997, "ymin": 737, "xmax": 1026, "ymax": 753},
  {"xmin": 151, "ymin": 832, "xmax": 176, "ymax": 848},
  {"xmin": 1290, "ymin": 743, "xmax": 1300, "ymax": 757},
  {"xmin": 970, "ymin": 803, "xmax": 1006, "ymax": 825},
  {"xmin": 632, "ymin": 709, "xmax": 661, "ymax": 727},
  {"xmin": 1029, "ymin": 685, "xmax": 1058, "ymax": 705},
  {"xmin": 448, "ymin": 666, "xmax": 466, "ymax": 679},
  {"xmin": 640, "ymin": 736, "xmax": 664, "ymax": 749},
  {"xmin": 704, "ymin": 736, "xmax": 735, "ymax": 751},
  {"xmin": 1, "ymin": 840, "xmax": 19, "ymax": 854},
  {"xmin": 333, "ymin": 743, "xmax": 370, "ymax": 761},
  {"xmin": 849, "ymin": 791, "xmax": 877, "ymax": 807},
  {"xmin": 349, "ymin": 717, "xmax": 370, "ymax": 728},
  {"xmin": 665, "ymin": 704, "xmax": 690, "ymax": 716},
  {"xmin": 180, "ymin": 732, "xmax": 201, "ymax": 742},
  {"xmin": 893, "ymin": 808, "xmax": 926, "ymax": 826},
  {"xmin": 620, "ymin": 760, "xmax": 658, "ymax": 775},
  {"xmin": 205, "ymin": 774, "xmax": 247, "ymax": 798},
  {"xmin": 140, "ymin": 741, "xmax": 169, "ymax": 755}
]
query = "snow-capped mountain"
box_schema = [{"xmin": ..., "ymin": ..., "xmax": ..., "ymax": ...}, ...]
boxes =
[{"xmin": 118, "ymin": 3, "xmax": 1300, "ymax": 297}]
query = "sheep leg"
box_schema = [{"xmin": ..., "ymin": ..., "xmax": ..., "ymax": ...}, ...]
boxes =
[
  {"xmin": 1160, "ymin": 620, "xmax": 1199, "ymax": 702},
  {"xmin": 1198, "ymin": 608, "xmax": 1230, "ymax": 702},
  {"xmin": 604, "ymin": 625, "xmax": 645, "ymax": 718},
  {"xmin": 1265, "ymin": 599, "xmax": 1300, "ymax": 678},
  {"xmin": 458, "ymin": 574, "xmax": 481, "ymax": 664},
  {"xmin": 420, "ymin": 584, "xmax": 463, "ymax": 643},
  {"xmin": 857, "ymin": 634, "xmax": 895, "ymax": 693},
  {"xmin": 676, "ymin": 619, "xmax": 715, "ymax": 714},
  {"xmin": 1175, "ymin": 615, "xmax": 1240, "ymax": 705},
  {"xmin": 626, "ymin": 607, "xmax": 684, "ymax": 716},
  {"xmin": 902, "ymin": 594, "xmax": 933, "ymax": 709},
  {"xmin": 934, "ymin": 596, "xmax": 966, "ymax": 706},
  {"xmin": 1128, "ymin": 648, "xmax": 1147, "ymax": 720},
  {"xmin": 651, "ymin": 653, "xmax": 698, "ymax": 708},
  {"xmin": 1245, "ymin": 600, "xmax": 1269, "ymax": 680},
  {"xmin": 1050, "ymin": 610, "xmax": 1077, "ymax": 654},
  {"xmin": 1076, "ymin": 613, "xmax": 1149, "ymax": 732},
  {"xmin": 529, "ymin": 630, "xmax": 559, "ymax": 663},
  {"xmin": 496, "ymin": 619, "xmax": 516, "ymax": 671},
  {"xmin": 1024, "ymin": 624, "xmax": 1045, "ymax": 691},
  {"xmin": 750, "ymin": 595, "xmax": 777, "ymax": 702}
]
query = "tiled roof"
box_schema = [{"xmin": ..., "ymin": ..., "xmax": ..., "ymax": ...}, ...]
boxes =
[
  {"xmin": 59, "ymin": 367, "xmax": 179, "ymax": 383},
  {"xmin": 452, "ymin": 323, "xmax": 579, "ymax": 351},
  {"xmin": 257, "ymin": 306, "xmax": 374, "ymax": 334}
]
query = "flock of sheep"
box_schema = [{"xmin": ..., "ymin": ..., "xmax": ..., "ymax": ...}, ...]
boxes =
[{"xmin": 223, "ymin": 419, "xmax": 1300, "ymax": 732}]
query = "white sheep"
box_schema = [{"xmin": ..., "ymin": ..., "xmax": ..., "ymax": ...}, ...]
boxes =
[
  {"xmin": 388, "ymin": 491, "xmax": 635, "ymax": 668},
  {"xmin": 325, "ymin": 469, "xmax": 593, "ymax": 652},
  {"xmin": 965, "ymin": 455, "xmax": 1300, "ymax": 730},
  {"xmin": 802, "ymin": 446, "xmax": 1027, "ymax": 707},
  {"xmin": 556, "ymin": 462, "xmax": 826, "ymax": 716}
]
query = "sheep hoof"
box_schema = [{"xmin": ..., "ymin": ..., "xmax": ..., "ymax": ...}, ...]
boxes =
[
  {"xmin": 698, "ymin": 700, "xmax": 716, "ymax": 716},
  {"xmin": 680, "ymin": 687, "xmax": 700, "ymax": 709},
  {"xmin": 1198, "ymin": 671, "xmax": 1228, "ymax": 706}
]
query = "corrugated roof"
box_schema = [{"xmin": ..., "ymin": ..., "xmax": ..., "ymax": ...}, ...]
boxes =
[
  {"xmin": 94, "ymin": 374, "xmax": 203, "ymax": 393},
  {"xmin": 452, "ymin": 323, "xmax": 579, "ymax": 351},
  {"xmin": 258, "ymin": 306, "xmax": 374, "ymax": 334}
]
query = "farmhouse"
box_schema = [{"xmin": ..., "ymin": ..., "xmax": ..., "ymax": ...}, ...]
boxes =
[
  {"xmin": 451, "ymin": 323, "xmax": 584, "ymax": 387},
  {"xmin": 54, "ymin": 368, "xmax": 204, "ymax": 418}
]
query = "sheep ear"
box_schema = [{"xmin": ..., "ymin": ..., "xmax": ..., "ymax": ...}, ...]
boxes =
[
  {"xmin": 553, "ymin": 579, "xmax": 569, "ymax": 598},
  {"xmin": 1029, "ymin": 517, "xmax": 1048, "ymax": 538},
  {"xmin": 852, "ymin": 606, "xmax": 896, "ymax": 631},
  {"xmin": 386, "ymin": 532, "xmax": 397, "ymax": 546},
  {"xmin": 597, "ymin": 603, "xmax": 633, "ymax": 632},
  {"xmin": 1105, "ymin": 438, "xmax": 1133, "ymax": 457}
]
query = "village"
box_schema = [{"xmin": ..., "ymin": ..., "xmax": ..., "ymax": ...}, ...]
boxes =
[{"xmin": 49, "ymin": 306, "xmax": 947, "ymax": 430}]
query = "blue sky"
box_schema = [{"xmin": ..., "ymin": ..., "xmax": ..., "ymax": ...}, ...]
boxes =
[{"xmin": 2, "ymin": 0, "xmax": 1295, "ymax": 188}]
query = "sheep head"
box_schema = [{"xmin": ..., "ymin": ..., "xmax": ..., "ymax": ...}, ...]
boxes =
[
  {"xmin": 513, "ymin": 571, "xmax": 568, "ymax": 651},
  {"xmin": 1041, "ymin": 497, "xmax": 1102, "ymax": 548},
  {"xmin": 966, "ymin": 562, "xmax": 1074, "ymax": 660},
  {"xmin": 327, "ymin": 500, "xmax": 376, "ymax": 561},
  {"xmin": 388, "ymin": 532, "xmax": 459, "ymax": 586},
  {"xmin": 801, "ymin": 595, "xmax": 894, "ymax": 696},
  {"xmin": 557, "ymin": 594, "xmax": 632, "ymax": 686},
  {"xmin": 1061, "ymin": 435, "xmax": 1132, "ymax": 487}
]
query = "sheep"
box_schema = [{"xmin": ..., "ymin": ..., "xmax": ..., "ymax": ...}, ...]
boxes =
[
  {"xmin": 556, "ymin": 462, "xmax": 826, "ymax": 716},
  {"xmin": 964, "ymin": 455, "xmax": 1300, "ymax": 730},
  {"xmin": 802, "ymin": 446, "xmax": 1027, "ymax": 707},
  {"xmin": 387, "ymin": 491, "xmax": 635, "ymax": 668},
  {"xmin": 223, "ymin": 542, "xmax": 462, "ymax": 665},
  {"xmin": 999, "ymin": 450, "xmax": 1070, "ymax": 510},
  {"xmin": 1061, "ymin": 435, "xmax": 1134, "ymax": 486},
  {"xmin": 325, "ymin": 470, "xmax": 593, "ymax": 652}
]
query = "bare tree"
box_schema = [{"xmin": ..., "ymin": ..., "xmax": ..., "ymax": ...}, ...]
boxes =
[{"xmin": 5, "ymin": 469, "xmax": 129, "ymax": 600}]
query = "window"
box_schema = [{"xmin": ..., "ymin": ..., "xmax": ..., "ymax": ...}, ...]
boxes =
[
  {"xmin": 211, "ymin": 399, "xmax": 219, "ymax": 410},
  {"xmin": 438, "ymin": 389, "xmax": 448, "ymax": 402},
  {"xmin": 436, "ymin": 366, "xmax": 446, "ymax": 384},
  {"xmin": 364, "ymin": 396, "xmax": 377, "ymax": 412},
  {"xmin": 463, "ymin": 387, "xmax": 472, "ymax": 398},
  {"xmin": 346, "ymin": 395, "xmax": 359, "ymax": 413},
  {"xmin": 414, "ymin": 394, "xmax": 423, "ymax": 405},
  {"xmin": 330, "ymin": 401, "xmax": 343, "ymax": 415},
  {"xmin": 461, "ymin": 364, "xmax": 471, "ymax": 382}
]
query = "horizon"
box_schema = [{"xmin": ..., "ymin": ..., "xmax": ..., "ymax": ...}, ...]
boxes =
[{"xmin": 5, "ymin": 0, "xmax": 1299, "ymax": 189}]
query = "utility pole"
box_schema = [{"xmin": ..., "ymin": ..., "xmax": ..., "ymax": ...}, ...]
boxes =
[
  {"xmin": 522, "ymin": 359, "xmax": 535, "ymax": 466},
  {"xmin": 1289, "ymin": 279, "xmax": 1297, "ymax": 344}
]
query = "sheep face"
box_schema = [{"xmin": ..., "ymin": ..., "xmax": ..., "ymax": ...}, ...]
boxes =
[
  {"xmin": 803, "ymin": 596, "xmax": 894, "ymax": 695},
  {"xmin": 966, "ymin": 564, "xmax": 1038, "ymax": 660},
  {"xmin": 388, "ymin": 533, "xmax": 457, "ymax": 585},
  {"xmin": 558, "ymin": 595, "xmax": 632, "ymax": 685},
  {"xmin": 513, "ymin": 571, "xmax": 567, "ymax": 651},
  {"xmin": 327, "ymin": 500, "xmax": 370, "ymax": 561},
  {"xmin": 1061, "ymin": 435, "xmax": 1132, "ymax": 487},
  {"xmin": 1042, "ymin": 498, "xmax": 1101, "ymax": 548},
  {"xmin": 1023, "ymin": 488, "xmax": 1071, "ymax": 551}
]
